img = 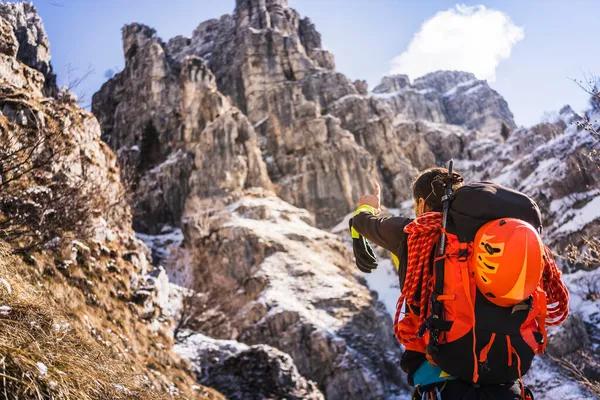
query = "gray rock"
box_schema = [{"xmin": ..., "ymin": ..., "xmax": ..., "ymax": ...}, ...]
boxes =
[
  {"xmin": 353, "ymin": 80, "xmax": 368, "ymax": 95},
  {"xmin": 547, "ymin": 313, "xmax": 590, "ymax": 358},
  {"xmin": 177, "ymin": 332, "xmax": 326, "ymax": 399},
  {"xmin": 0, "ymin": 2, "xmax": 57, "ymax": 96},
  {"xmin": 373, "ymin": 70, "xmax": 516, "ymax": 137},
  {"xmin": 0, "ymin": 18, "xmax": 18, "ymax": 57},
  {"xmin": 131, "ymin": 0, "xmax": 427, "ymax": 225},
  {"xmin": 92, "ymin": 23, "xmax": 271, "ymax": 233},
  {"xmin": 412, "ymin": 70, "xmax": 476, "ymax": 93},
  {"xmin": 373, "ymin": 74, "xmax": 410, "ymax": 93},
  {"xmin": 205, "ymin": 345, "xmax": 325, "ymax": 400},
  {"xmin": 175, "ymin": 193, "xmax": 408, "ymax": 400}
]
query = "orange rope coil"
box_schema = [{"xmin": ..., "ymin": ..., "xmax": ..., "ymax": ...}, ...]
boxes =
[
  {"xmin": 542, "ymin": 247, "xmax": 569, "ymax": 325},
  {"xmin": 394, "ymin": 212, "xmax": 443, "ymax": 342}
]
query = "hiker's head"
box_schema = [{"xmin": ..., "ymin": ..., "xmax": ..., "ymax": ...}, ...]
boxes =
[{"xmin": 412, "ymin": 167, "xmax": 464, "ymax": 216}]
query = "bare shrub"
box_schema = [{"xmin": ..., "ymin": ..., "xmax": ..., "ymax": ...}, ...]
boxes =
[
  {"xmin": 566, "ymin": 238, "xmax": 600, "ymax": 270},
  {"xmin": 552, "ymin": 351, "xmax": 600, "ymax": 399},
  {"xmin": 62, "ymin": 63, "xmax": 95, "ymax": 108},
  {"xmin": 173, "ymin": 290, "xmax": 210, "ymax": 342},
  {"xmin": 571, "ymin": 74, "xmax": 600, "ymax": 169},
  {"xmin": 0, "ymin": 175, "xmax": 96, "ymax": 254},
  {"xmin": 566, "ymin": 239, "xmax": 600, "ymax": 301},
  {"xmin": 0, "ymin": 90, "xmax": 97, "ymax": 253},
  {"xmin": 171, "ymin": 228, "xmax": 253, "ymax": 342}
]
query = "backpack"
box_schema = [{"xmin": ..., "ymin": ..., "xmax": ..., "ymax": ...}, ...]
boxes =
[{"xmin": 394, "ymin": 180, "xmax": 570, "ymax": 386}]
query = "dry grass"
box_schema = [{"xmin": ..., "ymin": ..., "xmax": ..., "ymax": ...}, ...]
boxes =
[
  {"xmin": 0, "ymin": 244, "xmax": 167, "ymax": 400},
  {"xmin": 0, "ymin": 73, "xmax": 224, "ymax": 398}
]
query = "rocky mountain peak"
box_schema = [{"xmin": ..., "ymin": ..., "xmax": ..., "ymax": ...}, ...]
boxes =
[
  {"xmin": 0, "ymin": 1, "xmax": 56, "ymax": 96},
  {"xmin": 372, "ymin": 74, "xmax": 411, "ymax": 94},
  {"xmin": 373, "ymin": 70, "xmax": 516, "ymax": 136},
  {"xmin": 122, "ymin": 23, "xmax": 162, "ymax": 61},
  {"xmin": 234, "ymin": 0, "xmax": 293, "ymax": 32},
  {"xmin": 413, "ymin": 70, "xmax": 477, "ymax": 93}
]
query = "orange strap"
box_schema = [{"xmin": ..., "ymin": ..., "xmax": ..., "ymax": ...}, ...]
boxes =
[
  {"xmin": 479, "ymin": 333, "xmax": 496, "ymax": 363},
  {"xmin": 536, "ymin": 288, "xmax": 549, "ymax": 353},
  {"xmin": 506, "ymin": 335, "xmax": 513, "ymax": 367},
  {"xmin": 461, "ymin": 266, "xmax": 478, "ymax": 382},
  {"xmin": 506, "ymin": 335, "xmax": 525, "ymax": 399}
]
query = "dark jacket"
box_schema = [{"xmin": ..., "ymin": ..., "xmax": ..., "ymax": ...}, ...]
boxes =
[{"xmin": 351, "ymin": 211, "xmax": 426, "ymax": 384}]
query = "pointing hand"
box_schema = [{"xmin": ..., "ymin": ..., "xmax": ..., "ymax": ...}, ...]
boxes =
[{"xmin": 357, "ymin": 182, "xmax": 381, "ymax": 214}]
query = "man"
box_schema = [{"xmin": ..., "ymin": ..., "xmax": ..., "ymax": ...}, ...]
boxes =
[{"xmin": 350, "ymin": 167, "xmax": 530, "ymax": 400}]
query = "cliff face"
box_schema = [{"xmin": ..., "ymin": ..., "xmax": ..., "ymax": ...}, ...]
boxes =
[
  {"xmin": 0, "ymin": 2, "xmax": 57, "ymax": 96},
  {"xmin": 92, "ymin": 23, "xmax": 271, "ymax": 234},
  {"xmin": 95, "ymin": 0, "xmax": 431, "ymax": 227}
]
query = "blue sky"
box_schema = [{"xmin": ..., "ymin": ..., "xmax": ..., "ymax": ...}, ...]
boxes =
[{"xmin": 24, "ymin": 0, "xmax": 600, "ymax": 127}]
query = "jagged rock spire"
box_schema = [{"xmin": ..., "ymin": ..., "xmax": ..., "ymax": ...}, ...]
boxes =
[{"xmin": 0, "ymin": 2, "xmax": 57, "ymax": 96}]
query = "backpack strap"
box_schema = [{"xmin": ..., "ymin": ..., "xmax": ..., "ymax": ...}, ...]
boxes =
[{"xmin": 423, "ymin": 161, "xmax": 460, "ymax": 350}]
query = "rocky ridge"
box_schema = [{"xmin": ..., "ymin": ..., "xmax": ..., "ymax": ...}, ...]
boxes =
[
  {"xmin": 373, "ymin": 71, "xmax": 516, "ymax": 137},
  {"xmin": 0, "ymin": 1, "xmax": 57, "ymax": 96},
  {"xmin": 175, "ymin": 334, "xmax": 325, "ymax": 400}
]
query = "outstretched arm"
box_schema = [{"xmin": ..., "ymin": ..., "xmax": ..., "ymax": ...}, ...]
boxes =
[{"xmin": 351, "ymin": 183, "xmax": 411, "ymax": 256}]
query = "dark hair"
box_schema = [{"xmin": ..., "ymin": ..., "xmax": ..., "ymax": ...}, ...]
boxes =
[{"xmin": 412, "ymin": 167, "xmax": 464, "ymax": 211}]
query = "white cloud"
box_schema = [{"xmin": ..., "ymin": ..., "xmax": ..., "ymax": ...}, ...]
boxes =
[{"xmin": 391, "ymin": 4, "xmax": 524, "ymax": 82}]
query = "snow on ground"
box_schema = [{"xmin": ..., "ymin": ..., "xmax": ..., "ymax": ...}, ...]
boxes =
[
  {"xmin": 136, "ymin": 225, "xmax": 184, "ymax": 272},
  {"xmin": 441, "ymin": 79, "xmax": 478, "ymax": 98},
  {"xmin": 563, "ymin": 268, "xmax": 600, "ymax": 349},
  {"xmin": 555, "ymin": 195, "xmax": 600, "ymax": 236},
  {"xmin": 226, "ymin": 195, "xmax": 361, "ymax": 332},
  {"xmin": 546, "ymin": 189, "xmax": 600, "ymax": 241},
  {"xmin": 252, "ymin": 115, "xmax": 269, "ymax": 128},
  {"xmin": 330, "ymin": 93, "xmax": 368, "ymax": 107},
  {"xmin": 372, "ymin": 91, "xmax": 403, "ymax": 100},
  {"xmin": 363, "ymin": 259, "xmax": 400, "ymax": 318},
  {"xmin": 226, "ymin": 195, "xmax": 327, "ymax": 243},
  {"xmin": 463, "ymin": 83, "xmax": 484, "ymax": 96},
  {"xmin": 174, "ymin": 332, "xmax": 249, "ymax": 376},
  {"xmin": 256, "ymin": 251, "xmax": 352, "ymax": 330}
]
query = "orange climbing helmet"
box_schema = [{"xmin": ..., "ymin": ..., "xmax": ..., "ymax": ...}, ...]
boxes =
[{"xmin": 472, "ymin": 218, "xmax": 544, "ymax": 307}]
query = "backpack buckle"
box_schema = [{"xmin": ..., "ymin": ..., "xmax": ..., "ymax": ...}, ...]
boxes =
[
  {"xmin": 441, "ymin": 194, "xmax": 454, "ymax": 203},
  {"xmin": 458, "ymin": 243, "xmax": 469, "ymax": 261}
]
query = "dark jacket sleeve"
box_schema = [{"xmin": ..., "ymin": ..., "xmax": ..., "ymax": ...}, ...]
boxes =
[
  {"xmin": 352, "ymin": 212, "xmax": 426, "ymax": 384},
  {"xmin": 351, "ymin": 212, "xmax": 411, "ymax": 257}
]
